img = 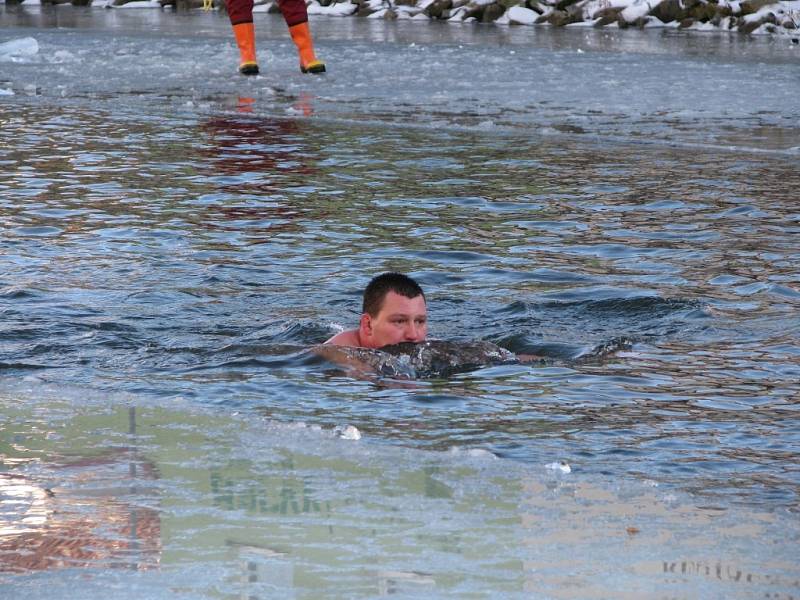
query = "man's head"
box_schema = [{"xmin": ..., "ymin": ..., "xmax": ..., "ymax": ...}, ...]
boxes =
[{"xmin": 359, "ymin": 272, "xmax": 427, "ymax": 349}]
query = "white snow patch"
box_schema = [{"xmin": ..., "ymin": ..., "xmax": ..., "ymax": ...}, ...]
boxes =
[
  {"xmin": 0, "ymin": 88, "xmax": 14, "ymax": 96},
  {"xmin": 751, "ymin": 0, "xmax": 800, "ymax": 29},
  {"xmin": 584, "ymin": 0, "xmax": 630, "ymax": 17},
  {"xmin": 396, "ymin": 4, "xmax": 424, "ymax": 17},
  {"xmin": 106, "ymin": 0, "xmax": 164, "ymax": 8},
  {"xmin": 620, "ymin": 0, "xmax": 652, "ymax": 22},
  {"xmin": 448, "ymin": 6, "xmax": 470, "ymax": 20},
  {"xmin": 308, "ymin": 1, "xmax": 358, "ymax": 15},
  {"xmin": 566, "ymin": 17, "xmax": 601, "ymax": 26},
  {"xmin": 507, "ymin": 5, "xmax": 538, "ymax": 24}
]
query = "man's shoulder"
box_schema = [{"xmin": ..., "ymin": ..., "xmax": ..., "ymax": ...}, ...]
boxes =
[{"xmin": 324, "ymin": 329, "xmax": 361, "ymax": 346}]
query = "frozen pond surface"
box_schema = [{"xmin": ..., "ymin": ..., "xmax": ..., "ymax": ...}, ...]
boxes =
[
  {"xmin": 1, "ymin": 7, "xmax": 800, "ymax": 598},
  {"xmin": 2, "ymin": 6, "xmax": 800, "ymax": 152}
]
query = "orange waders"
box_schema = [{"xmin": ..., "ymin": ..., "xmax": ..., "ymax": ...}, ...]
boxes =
[{"xmin": 228, "ymin": 0, "xmax": 325, "ymax": 75}]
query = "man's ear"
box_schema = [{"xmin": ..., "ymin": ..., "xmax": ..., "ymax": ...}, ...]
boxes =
[{"xmin": 359, "ymin": 313, "xmax": 372, "ymax": 338}]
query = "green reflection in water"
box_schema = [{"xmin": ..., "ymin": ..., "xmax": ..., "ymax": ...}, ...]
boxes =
[{"xmin": 1, "ymin": 391, "xmax": 798, "ymax": 599}]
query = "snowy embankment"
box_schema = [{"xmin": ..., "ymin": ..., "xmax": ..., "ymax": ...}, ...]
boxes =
[
  {"xmin": 303, "ymin": 0, "xmax": 800, "ymax": 36},
  {"xmin": 4, "ymin": 0, "xmax": 800, "ymax": 35}
]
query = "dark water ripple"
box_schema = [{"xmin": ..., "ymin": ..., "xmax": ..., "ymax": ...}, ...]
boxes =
[{"xmin": 1, "ymin": 103, "xmax": 799, "ymax": 511}]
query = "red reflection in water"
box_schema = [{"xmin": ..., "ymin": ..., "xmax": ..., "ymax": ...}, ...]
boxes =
[
  {"xmin": 0, "ymin": 449, "xmax": 161, "ymax": 574},
  {"xmin": 195, "ymin": 96, "xmax": 324, "ymax": 241}
]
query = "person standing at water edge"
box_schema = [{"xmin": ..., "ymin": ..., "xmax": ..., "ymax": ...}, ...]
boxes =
[
  {"xmin": 227, "ymin": 0, "xmax": 325, "ymax": 75},
  {"xmin": 325, "ymin": 272, "xmax": 428, "ymax": 348}
]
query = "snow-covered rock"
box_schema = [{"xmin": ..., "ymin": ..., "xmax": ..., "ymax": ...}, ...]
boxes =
[
  {"xmin": 7, "ymin": 0, "xmax": 797, "ymax": 35},
  {"xmin": 507, "ymin": 4, "xmax": 538, "ymax": 22}
]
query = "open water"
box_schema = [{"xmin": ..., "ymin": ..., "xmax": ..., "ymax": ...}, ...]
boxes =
[{"xmin": 1, "ymin": 6, "xmax": 799, "ymax": 598}]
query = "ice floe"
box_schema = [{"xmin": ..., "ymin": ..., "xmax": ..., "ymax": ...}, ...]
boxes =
[
  {"xmin": 545, "ymin": 460, "xmax": 572, "ymax": 474},
  {"xmin": 334, "ymin": 424, "xmax": 362, "ymax": 440},
  {"xmin": 0, "ymin": 37, "xmax": 39, "ymax": 61}
]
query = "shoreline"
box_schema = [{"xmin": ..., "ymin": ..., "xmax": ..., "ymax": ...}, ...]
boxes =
[{"xmin": 2, "ymin": 0, "xmax": 799, "ymax": 37}]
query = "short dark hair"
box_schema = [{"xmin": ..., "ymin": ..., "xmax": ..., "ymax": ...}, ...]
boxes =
[{"xmin": 362, "ymin": 272, "xmax": 425, "ymax": 317}]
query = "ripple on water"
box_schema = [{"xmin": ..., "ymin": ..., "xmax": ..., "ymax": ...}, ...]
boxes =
[
  {"xmin": 12, "ymin": 225, "xmax": 63, "ymax": 237},
  {"xmin": 0, "ymin": 102, "xmax": 798, "ymax": 515}
]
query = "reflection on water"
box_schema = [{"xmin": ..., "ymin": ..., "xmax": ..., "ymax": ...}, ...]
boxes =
[
  {"xmin": 0, "ymin": 409, "xmax": 161, "ymax": 574},
  {"xmin": 0, "ymin": 397, "xmax": 797, "ymax": 598},
  {"xmin": 197, "ymin": 107, "xmax": 317, "ymax": 242}
]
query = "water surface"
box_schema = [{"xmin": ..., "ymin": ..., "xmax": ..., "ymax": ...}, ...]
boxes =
[{"xmin": 1, "ymin": 8, "xmax": 799, "ymax": 598}]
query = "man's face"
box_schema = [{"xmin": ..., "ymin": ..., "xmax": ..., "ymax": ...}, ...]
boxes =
[{"xmin": 360, "ymin": 291, "xmax": 428, "ymax": 349}]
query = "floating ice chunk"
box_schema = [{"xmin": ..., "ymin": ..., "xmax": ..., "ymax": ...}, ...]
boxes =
[
  {"xmin": 0, "ymin": 88, "xmax": 13, "ymax": 97},
  {"xmin": 466, "ymin": 448, "xmax": 496, "ymax": 458},
  {"xmin": 0, "ymin": 37, "xmax": 39, "ymax": 60},
  {"xmin": 545, "ymin": 460, "xmax": 572, "ymax": 474},
  {"xmin": 334, "ymin": 424, "xmax": 361, "ymax": 440},
  {"xmin": 448, "ymin": 447, "xmax": 497, "ymax": 459},
  {"xmin": 52, "ymin": 49, "xmax": 75, "ymax": 63}
]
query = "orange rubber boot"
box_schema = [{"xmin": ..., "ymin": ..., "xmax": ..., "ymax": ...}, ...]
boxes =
[
  {"xmin": 288, "ymin": 22, "xmax": 325, "ymax": 74},
  {"xmin": 233, "ymin": 22, "xmax": 259, "ymax": 75}
]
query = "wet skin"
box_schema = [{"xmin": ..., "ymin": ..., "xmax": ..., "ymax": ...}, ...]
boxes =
[{"xmin": 324, "ymin": 291, "xmax": 427, "ymax": 349}]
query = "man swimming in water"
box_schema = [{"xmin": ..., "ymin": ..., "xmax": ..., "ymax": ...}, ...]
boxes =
[
  {"xmin": 320, "ymin": 271, "xmax": 527, "ymax": 377},
  {"xmin": 324, "ymin": 272, "xmax": 428, "ymax": 348},
  {"xmin": 319, "ymin": 271, "xmax": 626, "ymax": 378}
]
